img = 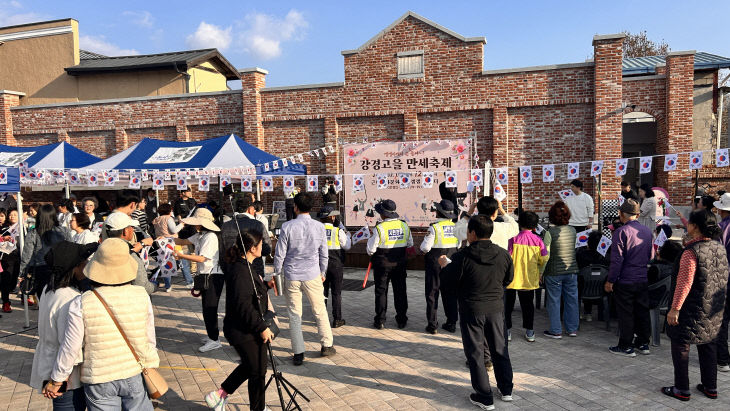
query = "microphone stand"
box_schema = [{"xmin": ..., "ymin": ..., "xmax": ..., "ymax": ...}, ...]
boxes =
[{"xmin": 226, "ymin": 193, "xmax": 309, "ymax": 411}]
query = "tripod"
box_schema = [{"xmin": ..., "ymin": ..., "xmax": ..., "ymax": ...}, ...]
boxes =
[{"xmin": 225, "ymin": 189, "xmax": 309, "ymax": 410}]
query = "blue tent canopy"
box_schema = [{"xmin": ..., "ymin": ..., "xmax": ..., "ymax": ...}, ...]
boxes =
[
  {"xmin": 0, "ymin": 142, "xmax": 101, "ymax": 169},
  {"xmin": 0, "ymin": 168, "xmax": 20, "ymax": 192},
  {"xmin": 85, "ymin": 134, "xmax": 306, "ymax": 176}
]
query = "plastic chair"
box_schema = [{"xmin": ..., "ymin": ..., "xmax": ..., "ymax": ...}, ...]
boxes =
[
  {"xmin": 648, "ymin": 275, "xmax": 672, "ymax": 347},
  {"xmin": 579, "ymin": 264, "xmax": 611, "ymax": 331}
]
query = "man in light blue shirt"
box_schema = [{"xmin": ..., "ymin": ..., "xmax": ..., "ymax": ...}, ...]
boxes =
[{"xmin": 274, "ymin": 192, "xmax": 335, "ymax": 365}]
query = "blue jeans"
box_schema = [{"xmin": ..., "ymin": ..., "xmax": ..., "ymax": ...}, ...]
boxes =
[
  {"xmin": 53, "ymin": 387, "xmax": 86, "ymax": 411},
  {"xmin": 545, "ymin": 274, "xmax": 579, "ymax": 334},
  {"xmin": 84, "ymin": 374, "xmax": 153, "ymax": 411},
  {"xmin": 159, "ymin": 276, "xmax": 171, "ymax": 289},
  {"xmin": 180, "ymin": 258, "xmax": 193, "ymax": 285}
]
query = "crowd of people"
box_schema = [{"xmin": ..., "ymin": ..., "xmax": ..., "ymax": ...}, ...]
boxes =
[{"xmin": 0, "ymin": 176, "xmax": 727, "ymax": 410}]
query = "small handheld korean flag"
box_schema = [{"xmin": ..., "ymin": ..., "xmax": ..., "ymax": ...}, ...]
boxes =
[
  {"xmin": 129, "ymin": 172, "xmax": 141, "ymax": 189},
  {"xmin": 689, "ymin": 151, "xmax": 703, "ymax": 170},
  {"xmin": 558, "ymin": 189, "xmax": 574, "ymax": 201},
  {"xmin": 283, "ymin": 176, "xmax": 295, "ymax": 194},
  {"xmin": 597, "ymin": 236, "xmax": 612, "ymax": 257},
  {"xmin": 376, "ymin": 173, "xmax": 388, "ymax": 189},
  {"xmin": 241, "ymin": 175, "xmax": 253, "ymax": 192},
  {"xmin": 262, "ymin": 176, "xmax": 273, "ymax": 192},
  {"xmin": 542, "ymin": 165, "xmax": 555, "ymax": 182},
  {"xmin": 444, "ymin": 170, "xmax": 457, "ymax": 188},
  {"xmin": 717, "ymin": 149, "xmax": 730, "ymax": 167},
  {"xmin": 398, "ymin": 173, "xmax": 411, "ymax": 188},
  {"xmin": 519, "ymin": 166, "xmax": 532, "ymax": 184},
  {"xmin": 663, "ymin": 154, "xmax": 678, "ymax": 171},
  {"xmin": 618, "ymin": 193, "xmax": 625, "ymax": 206},
  {"xmin": 422, "ymin": 172, "xmax": 434, "ymax": 188},
  {"xmin": 590, "ymin": 160, "xmax": 604, "ymax": 177},
  {"xmin": 567, "ymin": 163, "xmax": 580, "ymax": 180},
  {"xmin": 176, "ymin": 172, "xmax": 187, "ymax": 190},
  {"xmin": 353, "ymin": 174, "xmax": 364, "ymax": 192},
  {"xmin": 495, "ymin": 168, "xmax": 509, "ymax": 185},
  {"xmin": 351, "ymin": 226, "xmax": 371, "ymax": 244},
  {"xmin": 152, "ymin": 173, "xmax": 164, "ymax": 190},
  {"xmin": 575, "ymin": 229, "xmax": 591, "ymax": 248},
  {"xmin": 493, "ymin": 181, "xmax": 507, "ymax": 202},
  {"xmin": 470, "ymin": 169, "xmax": 483, "ymax": 186},
  {"xmin": 198, "ymin": 175, "xmax": 210, "ymax": 192},
  {"xmin": 219, "ymin": 175, "xmax": 231, "ymax": 191},
  {"xmin": 615, "ymin": 158, "xmax": 628, "ymax": 176},
  {"xmin": 639, "ymin": 156, "xmax": 653, "ymax": 174},
  {"xmin": 654, "ymin": 229, "xmax": 668, "ymax": 248},
  {"xmin": 0, "ymin": 168, "xmax": 6, "ymax": 185},
  {"xmin": 307, "ymin": 175, "xmax": 318, "ymax": 192},
  {"xmin": 333, "ymin": 175, "xmax": 343, "ymax": 193}
]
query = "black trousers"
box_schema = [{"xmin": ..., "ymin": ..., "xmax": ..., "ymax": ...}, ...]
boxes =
[
  {"xmin": 373, "ymin": 263, "xmax": 408, "ymax": 324},
  {"xmin": 221, "ymin": 338, "xmax": 268, "ymax": 411},
  {"xmin": 0, "ymin": 254, "xmax": 19, "ymax": 304},
  {"xmin": 504, "ymin": 289, "xmax": 535, "ymax": 331},
  {"xmin": 671, "ymin": 339, "xmax": 717, "ymax": 392},
  {"xmin": 425, "ymin": 255, "xmax": 457, "ymax": 328},
  {"xmin": 201, "ymin": 275, "xmax": 225, "ymax": 341},
  {"xmin": 613, "ymin": 282, "xmax": 651, "ymax": 349},
  {"xmin": 323, "ymin": 258, "xmax": 344, "ymax": 321},
  {"xmin": 460, "ymin": 309, "xmax": 513, "ymax": 402},
  {"xmin": 716, "ymin": 290, "xmax": 730, "ymax": 366}
]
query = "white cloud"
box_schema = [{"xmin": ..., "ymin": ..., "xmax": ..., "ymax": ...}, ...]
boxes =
[
  {"xmin": 0, "ymin": 1, "xmax": 49, "ymax": 26},
  {"xmin": 79, "ymin": 35, "xmax": 138, "ymax": 56},
  {"xmin": 123, "ymin": 10, "xmax": 154, "ymax": 28},
  {"xmin": 185, "ymin": 21, "xmax": 232, "ymax": 51},
  {"xmin": 239, "ymin": 9, "xmax": 308, "ymax": 60}
]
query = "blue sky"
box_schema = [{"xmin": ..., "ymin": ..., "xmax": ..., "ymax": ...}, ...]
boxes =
[{"xmin": 2, "ymin": 0, "xmax": 728, "ymax": 87}]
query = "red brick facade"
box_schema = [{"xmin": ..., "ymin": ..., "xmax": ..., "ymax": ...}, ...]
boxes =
[{"xmin": 0, "ymin": 14, "xmax": 716, "ymax": 214}]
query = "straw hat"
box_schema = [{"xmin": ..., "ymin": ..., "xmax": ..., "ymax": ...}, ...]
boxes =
[
  {"xmin": 182, "ymin": 208, "xmax": 220, "ymax": 232},
  {"xmin": 84, "ymin": 238, "xmax": 138, "ymax": 285}
]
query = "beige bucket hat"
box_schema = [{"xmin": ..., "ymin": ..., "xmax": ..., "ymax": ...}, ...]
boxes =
[
  {"xmin": 84, "ymin": 238, "xmax": 138, "ymax": 285},
  {"xmin": 182, "ymin": 208, "xmax": 220, "ymax": 232}
]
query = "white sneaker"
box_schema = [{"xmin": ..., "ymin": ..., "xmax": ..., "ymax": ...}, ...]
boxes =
[
  {"xmin": 186, "ymin": 283, "xmax": 194, "ymax": 290},
  {"xmin": 205, "ymin": 390, "xmax": 228, "ymax": 410},
  {"xmin": 199, "ymin": 338, "xmax": 222, "ymax": 352},
  {"xmin": 165, "ymin": 287, "xmax": 172, "ymax": 293},
  {"xmin": 501, "ymin": 393, "xmax": 513, "ymax": 402},
  {"xmin": 507, "ymin": 329, "xmax": 512, "ymax": 342},
  {"xmin": 719, "ymin": 364, "xmax": 730, "ymax": 372}
]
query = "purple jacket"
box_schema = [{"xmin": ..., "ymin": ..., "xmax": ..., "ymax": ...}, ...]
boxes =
[
  {"xmin": 719, "ymin": 216, "xmax": 730, "ymax": 267},
  {"xmin": 608, "ymin": 220, "xmax": 654, "ymax": 284}
]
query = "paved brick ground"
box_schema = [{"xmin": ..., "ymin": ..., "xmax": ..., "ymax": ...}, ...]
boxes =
[{"xmin": 2, "ymin": 268, "xmax": 730, "ymax": 410}]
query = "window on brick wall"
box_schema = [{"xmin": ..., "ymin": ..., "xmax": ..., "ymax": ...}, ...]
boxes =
[{"xmin": 397, "ymin": 51, "xmax": 424, "ymax": 79}]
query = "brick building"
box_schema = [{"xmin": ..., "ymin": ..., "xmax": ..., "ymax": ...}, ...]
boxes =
[{"xmin": 2, "ymin": 11, "xmax": 730, "ymax": 213}]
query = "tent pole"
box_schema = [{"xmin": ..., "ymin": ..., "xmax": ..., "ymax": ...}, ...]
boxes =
[
  {"xmin": 18, "ymin": 191, "xmax": 29, "ymax": 328},
  {"xmin": 256, "ymin": 180, "xmax": 261, "ymax": 201},
  {"xmin": 65, "ymin": 181, "xmax": 70, "ymax": 199},
  {"xmin": 156, "ymin": 188, "xmax": 160, "ymax": 208}
]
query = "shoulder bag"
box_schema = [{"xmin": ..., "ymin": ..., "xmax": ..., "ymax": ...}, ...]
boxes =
[{"xmin": 92, "ymin": 289, "xmax": 168, "ymax": 399}]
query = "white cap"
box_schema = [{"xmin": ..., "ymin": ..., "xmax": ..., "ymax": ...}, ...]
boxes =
[
  {"xmin": 714, "ymin": 193, "xmax": 730, "ymax": 212},
  {"xmin": 104, "ymin": 212, "xmax": 139, "ymax": 230}
]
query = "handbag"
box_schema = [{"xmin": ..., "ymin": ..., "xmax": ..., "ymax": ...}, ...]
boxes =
[
  {"xmin": 192, "ymin": 273, "xmax": 209, "ymax": 292},
  {"xmin": 92, "ymin": 289, "xmax": 168, "ymax": 399}
]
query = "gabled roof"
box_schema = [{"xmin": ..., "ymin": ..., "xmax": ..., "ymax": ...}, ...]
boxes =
[
  {"xmin": 341, "ymin": 11, "xmax": 486, "ymax": 56},
  {"xmin": 66, "ymin": 49, "xmax": 240, "ymax": 80},
  {"xmin": 623, "ymin": 51, "xmax": 730, "ymax": 75},
  {"xmin": 79, "ymin": 49, "xmax": 107, "ymax": 60}
]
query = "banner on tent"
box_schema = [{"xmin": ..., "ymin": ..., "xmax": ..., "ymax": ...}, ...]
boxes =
[
  {"xmin": 144, "ymin": 147, "xmax": 202, "ymax": 164},
  {"xmin": 343, "ymin": 139, "xmax": 470, "ymax": 227}
]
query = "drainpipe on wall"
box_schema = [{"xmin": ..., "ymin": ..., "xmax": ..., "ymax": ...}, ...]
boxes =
[
  {"xmin": 173, "ymin": 62, "xmax": 191, "ymax": 94},
  {"xmin": 718, "ymin": 87, "xmax": 728, "ymax": 149}
]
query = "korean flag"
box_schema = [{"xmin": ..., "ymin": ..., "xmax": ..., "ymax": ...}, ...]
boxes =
[
  {"xmin": 241, "ymin": 176, "xmax": 253, "ymax": 192},
  {"xmin": 198, "ymin": 175, "xmax": 210, "ymax": 192},
  {"xmin": 129, "ymin": 173, "xmax": 142, "ymax": 189},
  {"xmin": 689, "ymin": 151, "xmax": 703, "ymax": 170},
  {"xmin": 495, "ymin": 168, "xmax": 509, "ymax": 185},
  {"xmin": 445, "ymin": 171, "xmax": 457, "ymax": 188},
  {"xmin": 422, "ymin": 172, "xmax": 434, "ymax": 188},
  {"xmin": 262, "ymin": 176, "xmax": 273, "ymax": 192},
  {"xmin": 639, "ymin": 156, "xmax": 653, "ymax": 174},
  {"xmin": 717, "ymin": 149, "xmax": 729, "ymax": 168},
  {"xmin": 376, "ymin": 174, "xmax": 388, "ymax": 190},
  {"xmin": 493, "ymin": 182, "xmax": 507, "ymax": 202},
  {"xmin": 590, "ymin": 160, "xmax": 604, "ymax": 177},
  {"xmin": 399, "ymin": 173, "xmax": 411, "ymax": 189},
  {"xmin": 575, "ymin": 229, "xmax": 591, "ymax": 248},
  {"xmin": 353, "ymin": 174, "xmax": 364, "ymax": 192},
  {"xmin": 176, "ymin": 172, "xmax": 187, "ymax": 190},
  {"xmin": 567, "ymin": 163, "xmax": 579, "ymax": 180},
  {"xmin": 333, "ymin": 175, "xmax": 343, "ymax": 193},
  {"xmin": 0, "ymin": 168, "xmax": 6, "ymax": 185},
  {"xmin": 470, "ymin": 169, "xmax": 483, "ymax": 186},
  {"xmin": 615, "ymin": 158, "xmax": 628, "ymax": 176},
  {"xmin": 597, "ymin": 236, "xmax": 612, "ymax": 257},
  {"xmin": 87, "ymin": 173, "xmax": 99, "ymax": 187},
  {"xmin": 664, "ymin": 154, "xmax": 678, "ymax": 171},
  {"xmin": 283, "ymin": 176, "xmax": 295, "ymax": 193},
  {"xmin": 152, "ymin": 173, "xmax": 164, "ymax": 190},
  {"xmin": 219, "ymin": 175, "xmax": 231, "ymax": 191},
  {"xmin": 542, "ymin": 165, "xmax": 555, "ymax": 183},
  {"xmin": 351, "ymin": 226, "xmax": 371, "ymax": 244},
  {"xmin": 69, "ymin": 171, "xmax": 81, "ymax": 185},
  {"xmin": 307, "ymin": 175, "xmax": 319, "ymax": 192},
  {"xmin": 519, "ymin": 166, "xmax": 532, "ymax": 184}
]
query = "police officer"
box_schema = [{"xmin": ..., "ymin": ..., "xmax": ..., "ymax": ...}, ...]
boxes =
[
  {"xmin": 366, "ymin": 199, "xmax": 413, "ymax": 329},
  {"xmin": 318, "ymin": 206, "xmax": 351, "ymax": 328},
  {"xmin": 420, "ymin": 199, "xmax": 460, "ymax": 334}
]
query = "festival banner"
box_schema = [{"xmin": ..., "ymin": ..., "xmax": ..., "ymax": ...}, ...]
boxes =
[{"xmin": 343, "ymin": 139, "xmax": 469, "ymax": 227}]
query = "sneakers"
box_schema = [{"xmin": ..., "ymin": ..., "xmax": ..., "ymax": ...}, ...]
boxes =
[
  {"xmin": 500, "ymin": 392, "xmax": 513, "ymax": 402},
  {"xmin": 525, "ymin": 330, "xmax": 535, "ymax": 342},
  {"xmin": 661, "ymin": 386, "xmax": 690, "ymax": 401},
  {"xmin": 320, "ymin": 346, "xmax": 336, "ymax": 357},
  {"xmin": 165, "ymin": 288, "xmax": 172, "ymax": 293},
  {"xmin": 199, "ymin": 338, "xmax": 223, "ymax": 353},
  {"xmin": 568, "ymin": 331, "xmax": 577, "ymax": 337},
  {"xmin": 697, "ymin": 383, "xmax": 718, "ymax": 399},
  {"xmin": 204, "ymin": 390, "xmax": 228, "ymax": 410},
  {"xmin": 469, "ymin": 393, "xmax": 495, "ymax": 410},
  {"xmin": 609, "ymin": 346, "xmax": 637, "ymax": 357},
  {"xmin": 425, "ymin": 326, "xmax": 438, "ymax": 335},
  {"xmin": 543, "ymin": 330, "xmax": 562, "ymax": 339},
  {"xmin": 584, "ymin": 313, "xmax": 593, "ymax": 322},
  {"xmin": 186, "ymin": 283, "xmax": 194, "ymax": 290},
  {"xmin": 441, "ymin": 323, "xmax": 456, "ymax": 333},
  {"xmin": 2, "ymin": 302, "xmax": 10, "ymax": 313},
  {"xmin": 719, "ymin": 364, "xmax": 730, "ymax": 372},
  {"xmin": 293, "ymin": 353, "xmax": 304, "ymax": 366},
  {"xmin": 507, "ymin": 329, "xmax": 512, "ymax": 342},
  {"xmin": 332, "ymin": 319, "xmax": 346, "ymax": 328},
  {"xmin": 637, "ymin": 344, "xmax": 651, "ymax": 355}
]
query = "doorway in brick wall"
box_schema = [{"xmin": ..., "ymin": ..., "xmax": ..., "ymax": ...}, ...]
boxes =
[{"xmin": 622, "ymin": 112, "xmax": 657, "ymax": 190}]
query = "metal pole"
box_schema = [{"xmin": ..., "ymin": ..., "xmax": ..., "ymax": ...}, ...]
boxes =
[
  {"xmin": 65, "ymin": 181, "xmax": 70, "ymax": 199},
  {"xmin": 517, "ymin": 167, "xmax": 522, "ymax": 213},
  {"xmin": 597, "ymin": 174, "xmax": 603, "ymax": 232},
  {"xmin": 18, "ymin": 191, "xmax": 29, "ymax": 328},
  {"xmin": 693, "ymin": 169, "xmax": 700, "ymax": 198},
  {"xmin": 256, "ymin": 179, "xmax": 261, "ymax": 201}
]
